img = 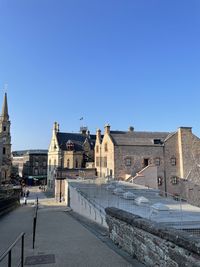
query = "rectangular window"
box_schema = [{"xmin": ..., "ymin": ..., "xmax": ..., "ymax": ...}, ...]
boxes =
[
  {"xmin": 96, "ymin": 157, "xmax": 99, "ymax": 167},
  {"xmin": 3, "ymin": 147, "xmax": 6, "ymax": 155},
  {"xmin": 171, "ymin": 157, "xmax": 176, "ymax": 166},
  {"xmin": 125, "ymin": 158, "xmax": 131, "ymax": 166},
  {"xmin": 171, "ymin": 176, "xmax": 178, "ymax": 185},
  {"xmin": 96, "ymin": 146, "xmax": 99, "ymax": 153},
  {"xmin": 155, "ymin": 158, "xmax": 160, "ymax": 166},
  {"xmin": 103, "ymin": 157, "xmax": 107, "ymax": 167}
]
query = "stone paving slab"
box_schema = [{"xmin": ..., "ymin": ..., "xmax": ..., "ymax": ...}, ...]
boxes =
[{"xmin": 0, "ymin": 187, "xmax": 144, "ymax": 267}]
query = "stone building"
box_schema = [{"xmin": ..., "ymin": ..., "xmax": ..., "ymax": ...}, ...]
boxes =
[
  {"xmin": 47, "ymin": 122, "xmax": 96, "ymax": 190},
  {"xmin": 95, "ymin": 124, "xmax": 200, "ymax": 201},
  {"xmin": 0, "ymin": 93, "xmax": 12, "ymax": 184},
  {"xmin": 12, "ymin": 150, "xmax": 48, "ymax": 184}
]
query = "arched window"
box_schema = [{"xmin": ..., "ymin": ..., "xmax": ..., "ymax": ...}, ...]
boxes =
[
  {"xmin": 67, "ymin": 159, "xmax": 70, "ymax": 168},
  {"xmin": 104, "ymin": 143, "xmax": 108, "ymax": 152},
  {"xmin": 76, "ymin": 159, "xmax": 78, "ymax": 168},
  {"xmin": 158, "ymin": 177, "xmax": 163, "ymax": 186}
]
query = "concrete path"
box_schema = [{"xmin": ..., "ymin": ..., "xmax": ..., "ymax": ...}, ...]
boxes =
[{"xmin": 0, "ymin": 187, "xmax": 144, "ymax": 267}]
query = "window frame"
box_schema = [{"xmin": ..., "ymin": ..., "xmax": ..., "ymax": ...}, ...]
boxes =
[{"xmin": 125, "ymin": 158, "xmax": 131, "ymax": 166}]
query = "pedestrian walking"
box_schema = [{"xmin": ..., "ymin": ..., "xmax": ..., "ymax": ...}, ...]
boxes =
[
  {"xmin": 26, "ymin": 189, "xmax": 30, "ymax": 197},
  {"xmin": 24, "ymin": 196, "xmax": 27, "ymax": 205}
]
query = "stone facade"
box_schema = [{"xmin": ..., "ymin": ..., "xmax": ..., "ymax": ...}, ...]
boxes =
[
  {"xmin": 106, "ymin": 207, "xmax": 200, "ymax": 267},
  {"xmin": 56, "ymin": 168, "xmax": 96, "ymax": 179},
  {"xmin": 47, "ymin": 122, "xmax": 96, "ymax": 190},
  {"xmin": 95, "ymin": 125, "xmax": 200, "ymax": 203},
  {"xmin": 12, "ymin": 150, "xmax": 48, "ymax": 179},
  {"xmin": 0, "ymin": 93, "xmax": 12, "ymax": 183}
]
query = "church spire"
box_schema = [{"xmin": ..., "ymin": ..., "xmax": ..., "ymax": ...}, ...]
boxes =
[{"xmin": 1, "ymin": 93, "xmax": 9, "ymax": 120}]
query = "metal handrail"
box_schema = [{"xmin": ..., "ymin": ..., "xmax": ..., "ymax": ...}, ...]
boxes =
[
  {"xmin": 0, "ymin": 232, "xmax": 25, "ymax": 267},
  {"xmin": 32, "ymin": 197, "xmax": 39, "ymax": 249}
]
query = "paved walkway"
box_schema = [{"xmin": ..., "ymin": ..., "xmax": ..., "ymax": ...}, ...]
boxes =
[{"xmin": 0, "ymin": 187, "xmax": 144, "ymax": 267}]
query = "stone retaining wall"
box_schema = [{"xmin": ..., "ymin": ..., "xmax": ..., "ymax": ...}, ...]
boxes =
[
  {"xmin": 105, "ymin": 207, "xmax": 200, "ymax": 267},
  {"xmin": 0, "ymin": 196, "xmax": 20, "ymax": 217}
]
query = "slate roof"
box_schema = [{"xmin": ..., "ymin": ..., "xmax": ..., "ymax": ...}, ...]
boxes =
[
  {"xmin": 110, "ymin": 131, "xmax": 171, "ymax": 146},
  {"xmin": 56, "ymin": 132, "xmax": 96, "ymax": 151}
]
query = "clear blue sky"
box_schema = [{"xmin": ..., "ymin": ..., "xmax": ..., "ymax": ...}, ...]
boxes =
[{"xmin": 0, "ymin": 0, "xmax": 200, "ymax": 150}]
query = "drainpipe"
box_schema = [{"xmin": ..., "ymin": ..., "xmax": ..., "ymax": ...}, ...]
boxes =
[{"xmin": 163, "ymin": 145, "xmax": 167, "ymax": 196}]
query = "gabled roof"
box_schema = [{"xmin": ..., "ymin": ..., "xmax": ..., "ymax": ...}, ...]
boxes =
[
  {"xmin": 56, "ymin": 132, "xmax": 96, "ymax": 151},
  {"xmin": 110, "ymin": 131, "xmax": 171, "ymax": 146}
]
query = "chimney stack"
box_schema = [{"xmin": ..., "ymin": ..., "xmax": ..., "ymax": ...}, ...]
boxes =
[
  {"xmin": 96, "ymin": 129, "xmax": 101, "ymax": 141},
  {"xmin": 104, "ymin": 124, "xmax": 110, "ymax": 135},
  {"xmin": 129, "ymin": 126, "xmax": 134, "ymax": 132}
]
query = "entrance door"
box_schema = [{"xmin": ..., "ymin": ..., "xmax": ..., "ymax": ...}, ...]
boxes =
[{"xmin": 144, "ymin": 158, "xmax": 149, "ymax": 167}]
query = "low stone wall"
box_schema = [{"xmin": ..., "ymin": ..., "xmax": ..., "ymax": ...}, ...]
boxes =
[
  {"xmin": 0, "ymin": 196, "xmax": 20, "ymax": 217},
  {"xmin": 105, "ymin": 207, "xmax": 200, "ymax": 267}
]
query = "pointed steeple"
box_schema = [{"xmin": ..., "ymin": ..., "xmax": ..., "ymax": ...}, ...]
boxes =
[{"xmin": 1, "ymin": 93, "xmax": 9, "ymax": 120}]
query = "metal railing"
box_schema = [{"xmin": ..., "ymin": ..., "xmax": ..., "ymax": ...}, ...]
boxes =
[
  {"xmin": 32, "ymin": 197, "xmax": 38, "ymax": 249},
  {"xmin": 0, "ymin": 232, "xmax": 25, "ymax": 267},
  {"xmin": 68, "ymin": 178, "xmax": 200, "ymax": 237}
]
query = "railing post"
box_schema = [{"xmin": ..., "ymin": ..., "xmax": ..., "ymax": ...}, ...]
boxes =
[
  {"xmin": 33, "ymin": 217, "xmax": 36, "ymax": 249},
  {"xmin": 8, "ymin": 250, "xmax": 11, "ymax": 267},
  {"xmin": 21, "ymin": 234, "xmax": 24, "ymax": 267}
]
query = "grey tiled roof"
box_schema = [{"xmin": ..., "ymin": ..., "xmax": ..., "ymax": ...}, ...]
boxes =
[
  {"xmin": 56, "ymin": 132, "xmax": 96, "ymax": 151},
  {"xmin": 110, "ymin": 131, "xmax": 171, "ymax": 146}
]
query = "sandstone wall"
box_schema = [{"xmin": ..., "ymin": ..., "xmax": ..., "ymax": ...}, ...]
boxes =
[{"xmin": 106, "ymin": 207, "xmax": 200, "ymax": 267}]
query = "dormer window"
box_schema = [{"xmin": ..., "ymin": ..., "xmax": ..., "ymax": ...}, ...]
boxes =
[
  {"xmin": 96, "ymin": 146, "xmax": 99, "ymax": 153},
  {"xmin": 154, "ymin": 139, "xmax": 162, "ymax": 145},
  {"xmin": 66, "ymin": 140, "xmax": 74, "ymax": 151}
]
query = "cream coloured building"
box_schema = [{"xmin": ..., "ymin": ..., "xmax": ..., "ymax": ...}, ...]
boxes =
[
  {"xmin": 47, "ymin": 122, "xmax": 96, "ymax": 190},
  {"xmin": 95, "ymin": 124, "xmax": 200, "ymax": 202}
]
